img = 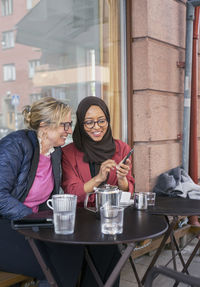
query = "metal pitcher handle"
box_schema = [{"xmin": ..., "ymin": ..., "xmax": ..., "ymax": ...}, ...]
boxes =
[{"xmin": 84, "ymin": 192, "xmax": 97, "ymax": 213}]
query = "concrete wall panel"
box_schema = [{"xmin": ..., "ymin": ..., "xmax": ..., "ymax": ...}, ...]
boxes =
[
  {"xmin": 132, "ymin": 0, "xmax": 147, "ymax": 38},
  {"xmin": 133, "ymin": 145, "xmax": 150, "ymax": 192},
  {"xmin": 131, "ymin": 0, "xmax": 194, "ymax": 190},
  {"xmin": 132, "ymin": 0, "xmax": 186, "ymax": 48},
  {"xmin": 150, "ymin": 143, "xmax": 181, "ymax": 182},
  {"xmin": 133, "ymin": 143, "xmax": 182, "ymax": 192},
  {"xmin": 132, "ymin": 39, "xmax": 148, "ymax": 90},
  {"xmin": 133, "ymin": 40, "xmax": 185, "ymax": 93},
  {"xmin": 133, "ymin": 91, "xmax": 183, "ymax": 142},
  {"xmin": 147, "ymin": 0, "xmax": 186, "ymax": 48}
]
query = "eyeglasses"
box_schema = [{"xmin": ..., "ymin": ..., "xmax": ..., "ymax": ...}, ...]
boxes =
[
  {"xmin": 59, "ymin": 121, "xmax": 73, "ymax": 131},
  {"xmin": 83, "ymin": 119, "xmax": 108, "ymax": 129}
]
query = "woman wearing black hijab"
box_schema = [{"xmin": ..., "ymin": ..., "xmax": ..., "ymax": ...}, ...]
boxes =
[
  {"xmin": 61, "ymin": 96, "xmax": 134, "ymax": 287},
  {"xmin": 62, "ymin": 96, "xmax": 134, "ymax": 206}
]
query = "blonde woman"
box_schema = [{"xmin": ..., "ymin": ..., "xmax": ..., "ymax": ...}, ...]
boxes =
[{"xmin": 0, "ymin": 97, "xmax": 84, "ymax": 287}]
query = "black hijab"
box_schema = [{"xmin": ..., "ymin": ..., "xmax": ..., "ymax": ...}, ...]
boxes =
[{"xmin": 73, "ymin": 97, "xmax": 116, "ymax": 175}]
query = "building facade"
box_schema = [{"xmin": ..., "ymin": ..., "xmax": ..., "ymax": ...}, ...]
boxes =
[
  {"xmin": 0, "ymin": 0, "xmax": 197, "ymax": 193},
  {"xmin": 131, "ymin": 0, "xmax": 188, "ymax": 192}
]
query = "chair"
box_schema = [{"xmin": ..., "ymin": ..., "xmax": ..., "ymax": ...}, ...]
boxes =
[
  {"xmin": 0, "ymin": 271, "xmax": 33, "ymax": 287},
  {"xmin": 144, "ymin": 266, "xmax": 200, "ymax": 287}
]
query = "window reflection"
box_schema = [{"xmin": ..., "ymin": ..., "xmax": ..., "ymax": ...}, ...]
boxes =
[
  {"xmin": 1, "ymin": 0, "xmax": 13, "ymax": 16},
  {"xmin": 3, "ymin": 64, "xmax": 16, "ymax": 81},
  {"xmin": 0, "ymin": 0, "xmax": 124, "ymax": 141},
  {"xmin": 2, "ymin": 30, "xmax": 14, "ymax": 49}
]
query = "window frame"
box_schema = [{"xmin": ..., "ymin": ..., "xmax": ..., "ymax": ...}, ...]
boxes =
[
  {"xmin": 1, "ymin": 0, "xmax": 13, "ymax": 16},
  {"xmin": 28, "ymin": 59, "xmax": 40, "ymax": 78},
  {"xmin": 3, "ymin": 63, "xmax": 16, "ymax": 81},
  {"xmin": 2, "ymin": 30, "xmax": 14, "ymax": 49},
  {"xmin": 26, "ymin": 0, "xmax": 33, "ymax": 10}
]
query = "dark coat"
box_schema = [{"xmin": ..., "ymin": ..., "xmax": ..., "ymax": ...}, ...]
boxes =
[{"xmin": 0, "ymin": 129, "xmax": 61, "ymax": 220}]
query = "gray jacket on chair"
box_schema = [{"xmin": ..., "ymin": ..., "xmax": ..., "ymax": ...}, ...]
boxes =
[
  {"xmin": 0, "ymin": 129, "xmax": 61, "ymax": 220},
  {"xmin": 153, "ymin": 166, "xmax": 200, "ymax": 199}
]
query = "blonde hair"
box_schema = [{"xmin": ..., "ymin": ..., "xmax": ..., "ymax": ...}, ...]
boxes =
[{"xmin": 22, "ymin": 97, "xmax": 71, "ymax": 131}]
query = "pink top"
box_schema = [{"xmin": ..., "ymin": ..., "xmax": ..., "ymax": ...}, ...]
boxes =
[{"xmin": 24, "ymin": 154, "xmax": 54, "ymax": 213}]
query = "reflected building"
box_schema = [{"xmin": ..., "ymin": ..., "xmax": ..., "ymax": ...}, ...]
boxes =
[
  {"xmin": 0, "ymin": 0, "xmax": 42, "ymax": 130},
  {"xmin": 0, "ymin": 0, "xmax": 192, "ymax": 204},
  {"xmin": 0, "ymin": 0, "xmax": 119, "ymax": 136}
]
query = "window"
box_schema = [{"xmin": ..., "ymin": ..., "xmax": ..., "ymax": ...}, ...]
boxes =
[
  {"xmin": 1, "ymin": 0, "xmax": 13, "ymax": 16},
  {"xmin": 29, "ymin": 93, "xmax": 42, "ymax": 104},
  {"xmin": 28, "ymin": 60, "xmax": 40, "ymax": 78},
  {"xmin": 0, "ymin": 1, "xmax": 126, "ymax": 139},
  {"xmin": 26, "ymin": 0, "xmax": 33, "ymax": 10},
  {"xmin": 2, "ymin": 31, "xmax": 14, "ymax": 49},
  {"xmin": 3, "ymin": 64, "xmax": 16, "ymax": 81}
]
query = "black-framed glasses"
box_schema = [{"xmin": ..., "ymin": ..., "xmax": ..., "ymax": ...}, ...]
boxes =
[
  {"xmin": 83, "ymin": 119, "xmax": 108, "ymax": 129},
  {"xmin": 59, "ymin": 121, "xmax": 73, "ymax": 131}
]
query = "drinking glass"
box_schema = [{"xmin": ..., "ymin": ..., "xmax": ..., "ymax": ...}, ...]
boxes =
[
  {"xmin": 146, "ymin": 192, "xmax": 156, "ymax": 206},
  {"xmin": 47, "ymin": 194, "xmax": 77, "ymax": 234},
  {"xmin": 100, "ymin": 206, "xmax": 124, "ymax": 235}
]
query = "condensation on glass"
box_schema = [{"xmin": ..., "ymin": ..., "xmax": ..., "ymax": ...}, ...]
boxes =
[{"xmin": 0, "ymin": 0, "xmax": 127, "ymax": 141}]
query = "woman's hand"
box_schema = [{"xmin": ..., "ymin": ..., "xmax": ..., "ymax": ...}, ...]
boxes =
[
  {"xmin": 116, "ymin": 159, "xmax": 131, "ymax": 191},
  {"xmin": 97, "ymin": 159, "xmax": 116, "ymax": 182},
  {"xmin": 116, "ymin": 159, "xmax": 131, "ymax": 179},
  {"xmin": 84, "ymin": 159, "xmax": 116, "ymax": 194}
]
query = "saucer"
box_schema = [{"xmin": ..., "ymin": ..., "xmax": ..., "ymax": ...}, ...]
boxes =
[{"xmin": 120, "ymin": 199, "xmax": 134, "ymax": 207}]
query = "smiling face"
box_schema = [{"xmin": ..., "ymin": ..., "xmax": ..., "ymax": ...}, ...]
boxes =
[
  {"xmin": 83, "ymin": 105, "xmax": 108, "ymax": 142},
  {"xmin": 40, "ymin": 111, "xmax": 72, "ymax": 151}
]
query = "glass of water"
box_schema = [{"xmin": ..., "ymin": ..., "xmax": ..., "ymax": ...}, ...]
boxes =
[
  {"xmin": 100, "ymin": 206, "xmax": 124, "ymax": 235},
  {"xmin": 47, "ymin": 194, "xmax": 77, "ymax": 234},
  {"xmin": 146, "ymin": 192, "xmax": 156, "ymax": 206}
]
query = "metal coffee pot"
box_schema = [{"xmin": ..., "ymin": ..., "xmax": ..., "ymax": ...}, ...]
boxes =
[{"xmin": 84, "ymin": 184, "xmax": 122, "ymax": 213}]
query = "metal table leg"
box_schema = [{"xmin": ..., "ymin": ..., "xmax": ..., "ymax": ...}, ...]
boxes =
[
  {"xmin": 84, "ymin": 247, "xmax": 104, "ymax": 287},
  {"xmin": 85, "ymin": 243, "xmax": 136, "ymax": 287},
  {"xmin": 181, "ymin": 238, "xmax": 200, "ymax": 273},
  {"xmin": 173, "ymin": 238, "xmax": 200, "ymax": 287},
  {"xmin": 170, "ymin": 231, "xmax": 177, "ymax": 271},
  {"xmin": 27, "ymin": 237, "xmax": 58, "ymax": 287},
  {"xmin": 128, "ymin": 255, "xmax": 143, "ymax": 287},
  {"xmin": 141, "ymin": 216, "xmax": 178, "ymax": 285},
  {"xmin": 170, "ymin": 231, "xmax": 189, "ymax": 274}
]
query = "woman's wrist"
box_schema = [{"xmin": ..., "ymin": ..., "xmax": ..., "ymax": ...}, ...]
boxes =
[
  {"xmin": 118, "ymin": 177, "xmax": 129, "ymax": 191},
  {"xmin": 93, "ymin": 174, "xmax": 103, "ymax": 186},
  {"xmin": 84, "ymin": 175, "xmax": 103, "ymax": 193}
]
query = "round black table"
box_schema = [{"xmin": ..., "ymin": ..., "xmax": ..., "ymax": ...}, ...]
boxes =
[
  {"xmin": 18, "ymin": 207, "xmax": 168, "ymax": 287},
  {"xmin": 19, "ymin": 206, "xmax": 167, "ymax": 244}
]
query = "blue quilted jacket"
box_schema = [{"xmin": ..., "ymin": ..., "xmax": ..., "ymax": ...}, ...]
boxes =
[{"xmin": 0, "ymin": 129, "xmax": 61, "ymax": 220}]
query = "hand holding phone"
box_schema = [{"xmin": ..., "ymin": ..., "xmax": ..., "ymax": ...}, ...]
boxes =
[{"xmin": 122, "ymin": 147, "xmax": 134, "ymax": 164}]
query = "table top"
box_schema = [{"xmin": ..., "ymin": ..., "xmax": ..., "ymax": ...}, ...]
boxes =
[
  {"xmin": 18, "ymin": 207, "xmax": 168, "ymax": 245},
  {"xmin": 148, "ymin": 196, "xmax": 200, "ymax": 216}
]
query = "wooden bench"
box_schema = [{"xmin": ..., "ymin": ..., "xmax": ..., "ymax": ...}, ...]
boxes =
[{"xmin": 0, "ymin": 271, "xmax": 33, "ymax": 287}]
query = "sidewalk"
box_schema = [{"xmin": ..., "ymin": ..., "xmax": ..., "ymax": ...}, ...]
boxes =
[{"xmin": 120, "ymin": 237, "xmax": 200, "ymax": 287}]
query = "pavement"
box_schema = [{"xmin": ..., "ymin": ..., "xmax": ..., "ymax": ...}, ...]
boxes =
[{"xmin": 120, "ymin": 236, "xmax": 200, "ymax": 287}]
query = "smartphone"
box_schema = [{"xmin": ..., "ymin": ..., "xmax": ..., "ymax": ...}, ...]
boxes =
[{"xmin": 122, "ymin": 147, "xmax": 134, "ymax": 164}]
